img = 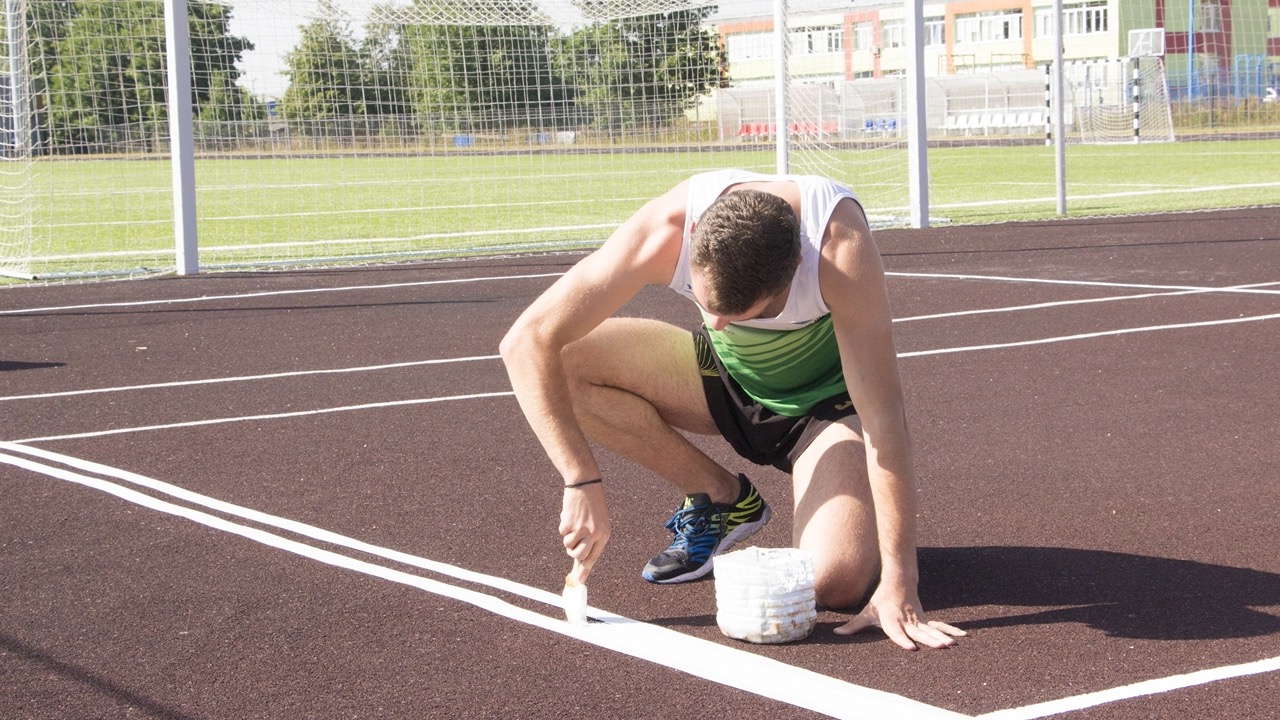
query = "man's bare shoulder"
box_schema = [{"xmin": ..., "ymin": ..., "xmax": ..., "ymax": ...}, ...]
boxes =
[
  {"xmin": 582, "ymin": 179, "xmax": 690, "ymax": 286},
  {"xmin": 819, "ymin": 197, "xmax": 878, "ymax": 269}
]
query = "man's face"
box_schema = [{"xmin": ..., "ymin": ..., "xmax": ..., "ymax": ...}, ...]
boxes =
[{"xmin": 689, "ymin": 272, "xmax": 784, "ymax": 331}]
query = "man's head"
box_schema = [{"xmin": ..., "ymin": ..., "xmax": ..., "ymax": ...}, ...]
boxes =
[{"xmin": 689, "ymin": 189, "xmax": 801, "ymax": 317}]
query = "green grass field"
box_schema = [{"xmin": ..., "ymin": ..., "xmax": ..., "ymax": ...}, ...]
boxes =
[{"xmin": 9, "ymin": 137, "xmax": 1279, "ymax": 280}]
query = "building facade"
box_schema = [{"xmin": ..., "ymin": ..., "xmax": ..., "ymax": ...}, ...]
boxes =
[{"xmin": 716, "ymin": 0, "xmax": 1280, "ymax": 99}]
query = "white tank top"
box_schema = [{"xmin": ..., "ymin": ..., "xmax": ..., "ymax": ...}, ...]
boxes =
[{"xmin": 667, "ymin": 169, "xmax": 860, "ymax": 331}]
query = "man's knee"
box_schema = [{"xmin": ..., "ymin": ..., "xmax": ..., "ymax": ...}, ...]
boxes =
[{"xmin": 811, "ymin": 551, "xmax": 878, "ymax": 610}]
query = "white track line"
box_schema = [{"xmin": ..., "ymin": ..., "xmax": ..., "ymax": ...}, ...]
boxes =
[
  {"xmin": 10, "ymin": 391, "xmax": 515, "ymax": 444},
  {"xmin": 10, "ymin": 309, "xmax": 1280, "ymax": 444},
  {"xmin": 0, "ymin": 442, "xmax": 965, "ymax": 720},
  {"xmin": 0, "ymin": 355, "xmax": 501, "ymax": 402},
  {"xmin": 887, "ymin": 272, "xmax": 1280, "ymax": 296},
  {"xmin": 5, "ymin": 271, "xmax": 1276, "ymax": 318},
  {"xmin": 895, "ymin": 281, "xmax": 1280, "ymax": 323},
  {"xmin": 5, "ymin": 278, "xmax": 1277, "ymax": 405},
  {"xmin": 0, "ymin": 272, "xmax": 563, "ymax": 316},
  {"xmin": 899, "ymin": 312, "xmax": 1280, "ymax": 358},
  {"xmin": 975, "ymin": 656, "xmax": 1280, "ymax": 720}
]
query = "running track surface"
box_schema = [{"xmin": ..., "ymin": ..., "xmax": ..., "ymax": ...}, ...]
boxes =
[{"xmin": 2, "ymin": 208, "xmax": 1278, "ymax": 720}]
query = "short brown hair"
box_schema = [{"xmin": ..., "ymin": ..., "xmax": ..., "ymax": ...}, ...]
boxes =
[{"xmin": 690, "ymin": 189, "xmax": 800, "ymax": 315}]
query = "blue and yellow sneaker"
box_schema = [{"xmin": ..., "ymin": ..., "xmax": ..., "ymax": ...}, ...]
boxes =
[{"xmin": 641, "ymin": 475, "xmax": 771, "ymax": 584}]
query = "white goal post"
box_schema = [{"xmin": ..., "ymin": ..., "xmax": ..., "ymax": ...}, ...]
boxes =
[{"xmin": 1074, "ymin": 52, "xmax": 1175, "ymax": 145}]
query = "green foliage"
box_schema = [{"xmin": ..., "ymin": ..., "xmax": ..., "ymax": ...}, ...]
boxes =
[
  {"xmin": 280, "ymin": 0, "xmax": 367, "ymax": 120},
  {"xmin": 18, "ymin": 1, "xmax": 726, "ymax": 147},
  {"xmin": 31, "ymin": 0, "xmax": 257, "ymax": 153},
  {"xmin": 400, "ymin": 0, "xmax": 571, "ymax": 132},
  {"xmin": 554, "ymin": 8, "xmax": 724, "ymax": 131},
  {"xmin": 48, "ymin": 1, "xmax": 168, "ymax": 150}
]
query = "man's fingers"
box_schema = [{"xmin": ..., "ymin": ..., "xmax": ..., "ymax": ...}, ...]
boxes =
[
  {"xmin": 928, "ymin": 620, "xmax": 968, "ymax": 637},
  {"xmin": 833, "ymin": 610, "xmax": 965, "ymax": 650},
  {"xmin": 905, "ymin": 621, "xmax": 958, "ymax": 649},
  {"xmin": 831, "ymin": 610, "xmax": 876, "ymax": 636},
  {"xmin": 882, "ymin": 620, "xmax": 923, "ymax": 651},
  {"xmin": 568, "ymin": 556, "xmax": 598, "ymax": 585}
]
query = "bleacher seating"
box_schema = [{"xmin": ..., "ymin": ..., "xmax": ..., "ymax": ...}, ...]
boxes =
[{"xmin": 943, "ymin": 108, "xmax": 1053, "ymax": 136}]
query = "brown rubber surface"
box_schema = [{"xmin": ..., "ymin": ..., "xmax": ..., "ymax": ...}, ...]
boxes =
[{"xmin": 2, "ymin": 208, "xmax": 1277, "ymax": 719}]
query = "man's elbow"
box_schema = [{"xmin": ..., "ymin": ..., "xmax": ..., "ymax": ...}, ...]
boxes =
[
  {"xmin": 498, "ymin": 324, "xmax": 524, "ymax": 367},
  {"xmin": 499, "ymin": 318, "xmax": 546, "ymax": 369}
]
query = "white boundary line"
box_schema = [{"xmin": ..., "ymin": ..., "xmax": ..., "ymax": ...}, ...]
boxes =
[
  {"xmin": 974, "ymin": 656, "xmax": 1280, "ymax": 720},
  {"xmin": 10, "ymin": 391, "xmax": 515, "ymax": 444},
  {"xmin": 4, "ymin": 270, "xmax": 1278, "ymax": 318},
  {"xmin": 0, "ymin": 355, "xmax": 501, "ymax": 402},
  {"xmin": 5, "ymin": 278, "xmax": 1278, "ymax": 405},
  {"xmin": 0, "ymin": 272, "xmax": 563, "ymax": 316},
  {"xmin": 887, "ymin": 272, "xmax": 1280, "ymax": 297},
  {"xmin": 9, "ymin": 308, "xmax": 1280, "ymax": 444},
  {"xmin": 5, "ymin": 444, "xmax": 1277, "ymax": 720},
  {"xmin": 0, "ymin": 441, "xmax": 965, "ymax": 720},
  {"xmin": 898, "ymin": 312, "xmax": 1280, "ymax": 358}
]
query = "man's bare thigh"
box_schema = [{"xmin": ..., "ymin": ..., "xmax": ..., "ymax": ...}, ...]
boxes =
[{"xmin": 564, "ymin": 317, "xmax": 718, "ymax": 435}]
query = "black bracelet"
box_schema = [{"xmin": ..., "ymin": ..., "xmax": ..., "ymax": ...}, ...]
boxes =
[{"xmin": 564, "ymin": 478, "xmax": 603, "ymax": 489}]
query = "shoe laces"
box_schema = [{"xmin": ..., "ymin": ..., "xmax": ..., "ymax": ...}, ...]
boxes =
[{"xmin": 663, "ymin": 499, "xmax": 721, "ymax": 549}]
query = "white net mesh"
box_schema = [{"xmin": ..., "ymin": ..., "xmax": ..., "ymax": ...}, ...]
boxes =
[
  {"xmin": 4, "ymin": 0, "xmax": 1277, "ymax": 279},
  {"xmin": 1075, "ymin": 56, "xmax": 1175, "ymax": 144},
  {"xmin": 1, "ymin": 0, "xmax": 34, "ymax": 278}
]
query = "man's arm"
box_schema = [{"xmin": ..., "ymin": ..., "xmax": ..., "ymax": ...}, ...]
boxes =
[
  {"xmin": 818, "ymin": 198, "xmax": 965, "ymax": 650},
  {"xmin": 498, "ymin": 182, "xmax": 688, "ymax": 579}
]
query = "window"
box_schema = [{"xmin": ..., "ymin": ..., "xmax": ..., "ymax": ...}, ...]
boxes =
[
  {"xmin": 1198, "ymin": 1, "xmax": 1223, "ymax": 32},
  {"xmin": 726, "ymin": 32, "xmax": 772, "ymax": 63},
  {"xmin": 788, "ymin": 26, "xmax": 842, "ymax": 56},
  {"xmin": 1064, "ymin": 2, "xmax": 1108, "ymax": 35},
  {"xmin": 925, "ymin": 18, "xmax": 945, "ymax": 46},
  {"xmin": 955, "ymin": 10, "xmax": 1023, "ymax": 44},
  {"xmin": 1035, "ymin": 3, "xmax": 1108, "ymax": 38},
  {"xmin": 1035, "ymin": 8, "xmax": 1051, "ymax": 38},
  {"xmin": 881, "ymin": 19, "xmax": 904, "ymax": 49},
  {"xmin": 851, "ymin": 22, "xmax": 874, "ymax": 51}
]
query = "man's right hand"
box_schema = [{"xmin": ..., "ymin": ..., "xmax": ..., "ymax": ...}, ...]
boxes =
[{"xmin": 560, "ymin": 483, "xmax": 610, "ymax": 582}]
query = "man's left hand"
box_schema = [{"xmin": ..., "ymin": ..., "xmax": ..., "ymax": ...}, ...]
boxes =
[{"xmin": 833, "ymin": 583, "xmax": 966, "ymax": 650}]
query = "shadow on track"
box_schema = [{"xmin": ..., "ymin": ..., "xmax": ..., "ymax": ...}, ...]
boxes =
[{"xmin": 920, "ymin": 546, "xmax": 1280, "ymax": 641}]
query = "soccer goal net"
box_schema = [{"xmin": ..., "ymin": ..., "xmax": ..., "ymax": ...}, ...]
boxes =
[
  {"xmin": 2, "ymin": 0, "xmax": 908, "ymax": 279},
  {"xmin": 1073, "ymin": 31, "xmax": 1175, "ymax": 145}
]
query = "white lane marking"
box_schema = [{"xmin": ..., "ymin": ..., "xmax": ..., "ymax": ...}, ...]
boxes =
[
  {"xmin": 887, "ymin": 272, "xmax": 1280, "ymax": 295},
  {"xmin": 0, "ymin": 443, "xmax": 967, "ymax": 720},
  {"xmin": 9, "ymin": 391, "xmax": 516, "ymax": 444},
  {"xmin": 898, "ymin": 312, "xmax": 1280, "ymax": 358},
  {"xmin": 0, "ymin": 272, "xmax": 563, "ymax": 316},
  {"xmin": 7, "ymin": 278, "xmax": 1278, "ymax": 404},
  {"xmin": 895, "ymin": 281, "xmax": 1280, "ymax": 323},
  {"xmin": 0, "ymin": 356, "xmax": 501, "ymax": 402},
  {"xmin": 976, "ymin": 656, "xmax": 1280, "ymax": 720},
  {"xmin": 11, "ymin": 308, "xmax": 1280, "ymax": 443},
  {"xmin": 5, "ymin": 269, "xmax": 1273, "ymax": 318}
]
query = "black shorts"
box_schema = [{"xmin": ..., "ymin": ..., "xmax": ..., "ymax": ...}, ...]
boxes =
[{"xmin": 694, "ymin": 328, "xmax": 857, "ymax": 474}]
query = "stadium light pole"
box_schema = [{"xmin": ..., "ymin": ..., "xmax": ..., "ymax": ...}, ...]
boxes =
[
  {"xmin": 164, "ymin": 0, "xmax": 198, "ymax": 275},
  {"xmin": 905, "ymin": 0, "xmax": 928, "ymax": 228}
]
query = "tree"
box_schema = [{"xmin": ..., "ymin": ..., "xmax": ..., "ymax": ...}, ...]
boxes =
[
  {"xmin": 279, "ymin": 0, "xmax": 367, "ymax": 121},
  {"xmin": 360, "ymin": 1, "xmax": 413, "ymax": 119},
  {"xmin": 555, "ymin": 8, "xmax": 723, "ymax": 131},
  {"xmin": 47, "ymin": 0, "xmax": 167, "ymax": 151},
  {"xmin": 400, "ymin": 0, "xmax": 571, "ymax": 132},
  {"xmin": 40, "ymin": 0, "xmax": 255, "ymax": 152},
  {"xmin": 188, "ymin": 1, "xmax": 259, "ymax": 123}
]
